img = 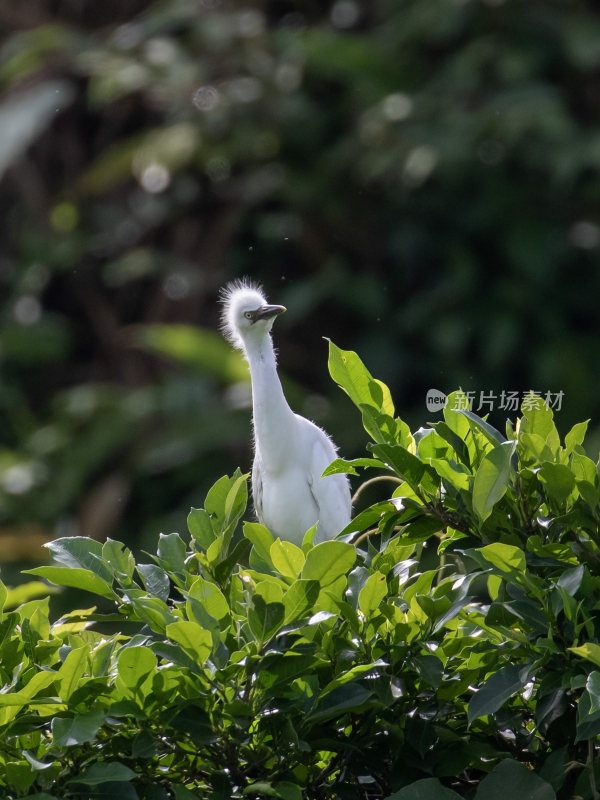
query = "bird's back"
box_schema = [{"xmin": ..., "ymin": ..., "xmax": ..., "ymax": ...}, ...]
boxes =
[{"xmin": 252, "ymin": 413, "xmax": 351, "ymax": 545}]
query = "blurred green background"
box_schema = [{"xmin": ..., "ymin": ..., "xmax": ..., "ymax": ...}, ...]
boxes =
[{"xmin": 1, "ymin": 0, "xmax": 599, "ymax": 578}]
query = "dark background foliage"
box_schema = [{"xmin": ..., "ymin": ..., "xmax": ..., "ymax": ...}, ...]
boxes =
[{"xmin": 1, "ymin": 0, "xmax": 599, "ymax": 570}]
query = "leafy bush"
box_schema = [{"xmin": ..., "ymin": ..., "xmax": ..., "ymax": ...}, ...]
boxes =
[{"xmin": 2, "ymin": 342, "xmax": 600, "ymax": 799}]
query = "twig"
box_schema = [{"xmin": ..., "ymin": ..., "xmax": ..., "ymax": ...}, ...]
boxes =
[{"xmin": 351, "ymin": 475, "xmax": 402, "ymax": 506}]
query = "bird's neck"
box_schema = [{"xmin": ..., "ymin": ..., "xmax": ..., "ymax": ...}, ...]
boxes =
[{"xmin": 244, "ymin": 334, "xmax": 295, "ymax": 465}]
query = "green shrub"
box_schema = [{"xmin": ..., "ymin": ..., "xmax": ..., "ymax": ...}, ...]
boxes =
[{"xmin": 1, "ymin": 342, "xmax": 600, "ymax": 799}]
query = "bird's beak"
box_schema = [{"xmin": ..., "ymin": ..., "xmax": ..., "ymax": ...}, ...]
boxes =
[{"xmin": 253, "ymin": 304, "xmax": 286, "ymax": 322}]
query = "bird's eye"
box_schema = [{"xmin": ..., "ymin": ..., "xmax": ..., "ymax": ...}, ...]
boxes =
[{"xmin": 244, "ymin": 311, "xmax": 254, "ymax": 320}]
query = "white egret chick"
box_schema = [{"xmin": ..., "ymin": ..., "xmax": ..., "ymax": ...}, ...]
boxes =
[{"xmin": 220, "ymin": 279, "xmax": 351, "ymax": 545}]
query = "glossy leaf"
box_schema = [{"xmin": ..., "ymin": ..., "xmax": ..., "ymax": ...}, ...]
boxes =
[
  {"xmin": 24, "ymin": 566, "xmax": 117, "ymax": 599},
  {"xmin": 71, "ymin": 761, "xmax": 137, "ymax": 786},
  {"xmin": 270, "ymin": 539, "xmax": 305, "ymax": 579},
  {"xmin": 358, "ymin": 570, "xmax": 387, "ymax": 614},
  {"xmin": 468, "ymin": 664, "xmax": 530, "ymax": 724},
  {"xmin": 302, "ymin": 541, "xmax": 356, "ymax": 586},
  {"xmin": 157, "ymin": 532, "xmax": 187, "ymax": 572},
  {"xmin": 248, "ymin": 596, "xmax": 285, "ymax": 644},
  {"xmin": 569, "ymin": 642, "xmax": 600, "ymax": 668},
  {"xmin": 472, "ymin": 440, "xmax": 515, "ymax": 523},
  {"xmin": 52, "ymin": 709, "xmax": 105, "ymax": 747},
  {"xmin": 166, "ymin": 621, "xmax": 212, "ymax": 662},
  {"xmin": 385, "ymin": 778, "xmax": 463, "ymax": 799},
  {"xmin": 473, "ymin": 759, "xmax": 555, "ymax": 800},
  {"xmin": 477, "ymin": 543, "xmax": 526, "ymax": 575},
  {"xmin": 328, "ymin": 340, "xmax": 394, "ymax": 415}
]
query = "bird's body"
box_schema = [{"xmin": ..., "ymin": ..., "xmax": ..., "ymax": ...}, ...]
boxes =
[{"xmin": 220, "ymin": 279, "xmax": 351, "ymax": 545}]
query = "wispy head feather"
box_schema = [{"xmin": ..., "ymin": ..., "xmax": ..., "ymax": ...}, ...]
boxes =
[{"xmin": 219, "ymin": 278, "xmax": 268, "ymax": 350}]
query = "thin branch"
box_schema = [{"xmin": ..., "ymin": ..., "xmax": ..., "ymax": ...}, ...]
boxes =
[{"xmin": 352, "ymin": 475, "xmax": 402, "ymax": 506}]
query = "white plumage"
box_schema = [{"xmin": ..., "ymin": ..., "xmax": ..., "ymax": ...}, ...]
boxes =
[{"xmin": 220, "ymin": 279, "xmax": 351, "ymax": 545}]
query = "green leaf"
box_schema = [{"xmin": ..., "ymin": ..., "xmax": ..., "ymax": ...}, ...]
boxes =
[
  {"xmin": 309, "ymin": 683, "xmax": 375, "ymax": 723},
  {"xmin": 57, "ymin": 645, "xmax": 89, "ymax": 701},
  {"xmin": 23, "ymin": 753, "xmax": 55, "ymax": 772},
  {"xmin": 472, "ymin": 440, "xmax": 515, "ymax": 523},
  {"xmin": 457, "ymin": 408, "xmax": 506, "ymax": 445},
  {"xmin": 270, "ymin": 539, "xmax": 305, "ymax": 578},
  {"xmin": 24, "ymin": 566, "xmax": 117, "ymax": 599},
  {"xmin": 244, "ymin": 782, "xmax": 302, "ymax": 800},
  {"xmin": 44, "ymin": 536, "xmax": 113, "ymax": 582},
  {"xmin": 187, "ymin": 507, "xmax": 216, "ymax": 548},
  {"xmin": 166, "ymin": 621, "xmax": 212, "ymax": 662},
  {"xmin": 0, "ymin": 611, "xmax": 18, "ymax": 650},
  {"xmin": 52, "ymin": 708, "xmax": 105, "ymax": 747},
  {"xmin": 172, "ymin": 786, "xmax": 201, "ymax": 800},
  {"xmin": 521, "ymin": 393, "xmax": 559, "ymax": 443},
  {"xmin": 477, "ymin": 543, "xmax": 526, "ymax": 575},
  {"xmin": 131, "ymin": 729, "xmax": 157, "ymax": 759},
  {"xmin": 433, "ymin": 421, "xmax": 471, "ymax": 468},
  {"xmin": 370, "ymin": 443, "xmax": 437, "ymax": 495},
  {"xmin": 569, "ymin": 642, "xmax": 600, "ymax": 668},
  {"xmin": 20, "ymin": 795, "xmax": 57, "ymax": 800},
  {"xmin": 468, "ymin": 664, "xmax": 530, "ymax": 724},
  {"xmin": 428, "ymin": 458, "xmax": 470, "ymax": 491},
  {"xmin": 417, "ymin": 428, "xmax": 451, "ymax": 460},
  {"xmin": 204, "ymin": 471, "xmax": 248, "ymax": 537},
  {"xmin": 322, "ymin": 457, "xmax": 384, "ymax": 476},
  {"xmin": 385, "ymin": 777, "xmax": 463, "ymax": 799},
  {"xmin": 6, "ymin": 761, "xmax": 35, "ymax": 793},
  {"xmin": 301, "ymin": 523, "xmax": 318, "ymax": 551},
  {"xmin": 102, "ymin": 539, "xmax": 135, "ymax": 580},
  {"xmin": 224, "ymin": 472, "xmax": 249, "ymax": 526},
  {"xmin": 2, "ymin": 671, "xmax": 58, "ymax": 705},
  {"xmin": 272, "ymin": 783, "xmax": 302, "ymax": 800},
  {"xmin": 328, "ymin": 340, "xmax": 394, "ymax": 415},
  {"xmin": 282, "ymin": 579, "xmax": 320, "ymax": 623},
  {"xmin": 117, "ymin": 646, "xmax": 157, "ymax": 690},
  {"xmin": 248, "ymin": 596, "xmax": 285, "ymax": 644},
  {"xmin": 243, "ymin": 783, "xmax": 279, "ymax": 797},
  {"xmin": 360, "ymin": 406, "xmax": 400, "ymax": 445},
  {"xmin": 213, "ymin": 538, "xmax": 251, "ymax": 585},
  {"xmin": 413, "ymin": 654, "xmax": 444, "ymax": 688},
  {"xmin": 370, "ymin": 442, "xmax": 421, "ymax": 482},
  {"xmin": 129, "ymin": 595, "xmax": 176, "ymax": 632},
  {"xmin": 571, "ymin": 451, "xmax": 597, "ymax": 483},
  {"xmin": 187, "ymin": 577, "xmax": 229, "ymax": 620},
  {"xmin": 358, "ymin": 571, "xmax": 387, "ymax": 615},
  {"xmin": 576, "ymin": 688, "xmax": 600, "ymax": 742},
  {"xmin": 137, "ymin": 563, "xmax": 170, "ymax": 602},
  {"xmin": 565, "ymin": 419, "xmax": 589, "ymax": 452},
  {"xmin": 538, "ymin": 462, "xmax": 576, "ymax": 505},
  {"xmin": 473, "ymin": 758, "xmax": 556, "ymax": 800},
  {"xmin": 557, "ymin": 563, "xmax": 584, "ymax": 596},
  {"xmin": 244, "ymin": 522, "xmax": 275, "ymax": 566},
  {"xmin": 586, "ymin": 671, "xmax": 600, "ymax": 715},
  {"xmin": 302, "ymin": 541, "xmax": 356, "ymax": 586},
  {"xmin": 71, "ymin": 761, "xmax": 137, "ymax": 786},
  {"xmin": 519, "ymin": 432, "xmax": 554, "ymax": 464},
  {"xmin": 157, "ymin": 532, "xmax": 186, "ymax": 572}
]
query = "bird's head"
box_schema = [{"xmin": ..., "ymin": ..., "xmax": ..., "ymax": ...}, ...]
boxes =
[{"xmin": 220, "ymin": 279, "xmax": 286, "ymax": 350}]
